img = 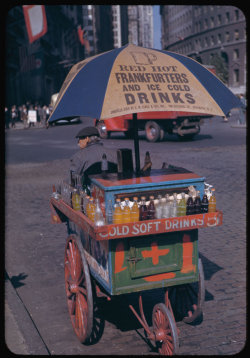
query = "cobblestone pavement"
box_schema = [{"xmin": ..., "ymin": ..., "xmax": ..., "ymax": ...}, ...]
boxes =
[{"xmin": 5, "ymin": 118, "xmax": 246, "ymax": 355}]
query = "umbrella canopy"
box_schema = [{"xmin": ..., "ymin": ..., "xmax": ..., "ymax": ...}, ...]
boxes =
[
  {"xmin": 49, "ymin": 43, "xmax": 241, "ymax": 123},
  {"xmin": 49, "ymin": 44, "xmax": 242, "ymax": 174}
]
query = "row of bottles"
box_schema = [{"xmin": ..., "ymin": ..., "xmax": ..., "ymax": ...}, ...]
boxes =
[
  {"xmin": 71, "ymin": 183, "xmax": 216, "ymax": 226},
  {"xmin": 110, "ymin": 189, "xmax": 216, "ymax": 224}
]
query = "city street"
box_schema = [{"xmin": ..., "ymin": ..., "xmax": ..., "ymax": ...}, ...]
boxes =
[{"xmin": 5, "ymin": 113, "xmax": 246, "ymax": 355}]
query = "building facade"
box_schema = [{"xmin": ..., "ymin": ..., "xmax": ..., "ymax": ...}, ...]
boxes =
[
  {"xmin": 160, "ymin": 5, "xmax": 246, "ymax": 95},
  {"xmin": 5, "ymin": 5, "xmax": 154, "ymax": 107},
  {"xmin": 127, "ymin": 5, "xmax": 153, "ymax": 48}
]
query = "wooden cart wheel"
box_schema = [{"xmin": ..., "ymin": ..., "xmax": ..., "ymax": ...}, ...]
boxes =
[
  {"xmin": 64, "ymin": 235, "xmax": 93, "ymax": 343},
  {"xmin": 152, "ymin": 303, "xmax": 179, "ymax": 355},
  {"xmin": 168, "ymin": 258, "xmax": 205, "ymax": 323}
]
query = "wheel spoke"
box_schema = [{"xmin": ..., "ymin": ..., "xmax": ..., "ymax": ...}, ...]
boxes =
[
  {"xmin": 64, "ymin": 236, "xmax": 93, "ymax": 344},
  {"xmin": 70, "ymin": 296, "xmax": 76, "ymax": 316}
]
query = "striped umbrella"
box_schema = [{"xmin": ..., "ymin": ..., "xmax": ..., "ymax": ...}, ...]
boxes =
[{"xmin": 49, "ymin": 44, "xmax": 241, "ymax": 172}]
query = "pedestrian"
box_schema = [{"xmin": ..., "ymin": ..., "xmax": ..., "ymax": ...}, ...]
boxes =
[
  {"xmin": 28, "ymin": 105, "xmax": 36, "ymax": 127},
  {"xmin": 238, "ymin": 94, "xmax": 246, "ymax": 125},
  {"xmin": 37, "ymin": 104, "xmax": 43, "ymax": 126},
  {"xmin": 41, "ymin": 105, "xmax": 47, "ymax": 128},
  {"xmin": 21, "ymin": 105, "xmax": 28, "ymax": 129},
  {"xmin": 5, "ymin": 107, "xmax": 10, "ymax": 129},
  {"xmin": 10, "ymin": 105, "xmax": 18, "ymax": 128},
  {"xmin": 69, "ymin": 126, "xmax": 117, "ymax": 186},
  {"xmin": 45, "ymin": 105, "xmax": 50, "ymax": 129}
]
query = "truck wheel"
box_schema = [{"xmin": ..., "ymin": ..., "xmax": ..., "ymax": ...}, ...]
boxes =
[
  {"xmin": 145, "ymin": 121, "xmax": 164, "ymax": 142},
  {"xmin": 96, "ymin": 121, "xmax": 110, "ymax": 139}
]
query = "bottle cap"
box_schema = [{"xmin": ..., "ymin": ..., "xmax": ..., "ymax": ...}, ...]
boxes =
[
  {"xmin": 133, "ymin": 196, "xmax": 138, "ymax": 201},
  {"xmin": 116, "ymin": 198, "xmax": 121, "ymax": 202},
  {"xmin": 149, "ymin": 195, "xmax": 154, "ymax": 200},
  {"xmin": 124, "ymin": 197, "xmax": 129, "ymax": 201},
  {"xmin": 141, "ymin": 196, "xmax": 146, "ymax": 200}
]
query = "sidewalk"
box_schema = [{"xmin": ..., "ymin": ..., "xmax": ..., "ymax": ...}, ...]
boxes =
[
  {"xmin": 5, "ymin": 272, "xmax": 49, "ymax": 355},
  {"xmin": 6, "ymin": 121, "xmax": 48, "ymax": 130}
]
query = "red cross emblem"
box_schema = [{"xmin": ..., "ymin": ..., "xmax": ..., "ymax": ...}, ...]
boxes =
[{"xmin": 142, "ymin": 241, "xmax": 169, "ymax": 265}]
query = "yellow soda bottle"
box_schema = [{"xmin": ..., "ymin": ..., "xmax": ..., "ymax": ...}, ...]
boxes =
[
  {"xmin": 208, "ymin": 188, "xmax": 216, "ymax": 212},
  {"xmin": 113, "ymin": 198, "xmax": 123, "ymax": 224},
  {"xmin": 72, "ymin": 188, "xmax": 81, "ymax": 211},
  {"xmin": 123, "ymin": 198, "xmax": 131, "ymax": 223},
  {"xmin": 131, "ymin": 197, "xmax": 140, "ymax": 222},
  {"xmin": 177, "ymin": 192, "xmax": 186, "ymax": 216}
]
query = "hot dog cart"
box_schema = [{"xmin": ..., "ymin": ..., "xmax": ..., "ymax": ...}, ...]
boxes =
[{"xmin": 50, "ymin": 165, "xmax": 222, "ymax": 355}]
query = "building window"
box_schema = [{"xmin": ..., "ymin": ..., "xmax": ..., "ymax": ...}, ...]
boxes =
[
  {"xmin": 218, "ymin": 33, "xmax": 222, "ymax": 43},
  {"xmin": 217, "ymin": 14, "xmax": 222, "ymax": 25},
  {"xmin": 226, "ymin": 12, "xmax": 230, "ymax": 23},
  {"xmin": 211, "ymin": 35, "xmax": 215, "ymax": 45},
  {"xmin": 233, "ymin": 49, "xmax": 239, "ymax": 60},
  {"xmin": 225, "ymin": 32, "xmax": 230, "ymax": 42},
  {"xmin": 233, "ymin": 69, "xmax": 239, "ymax": 84},
  {"xmin": 235, "ymin": 9, "xmax": 239, "ymax": 21},
  {"xmin": 210, "ymin": 17, "xmax": 214, "ymax": 27},
  {"xmin": 234, "ymin": 30, "xmax": 239, "ymax": 40},
  {"xmin": 204, "ymin": 18, "xmax": 208, "ymax": 29}
]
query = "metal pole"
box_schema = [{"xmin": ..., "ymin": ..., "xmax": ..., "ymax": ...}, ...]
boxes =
[{"xmin": 132, "ymin": 113, "xmax": 140, "ymax": 175}]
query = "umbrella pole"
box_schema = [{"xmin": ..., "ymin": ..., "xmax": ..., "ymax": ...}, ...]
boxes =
[{"xmin": 133, "ymin": 113, "xmax": 140, "ymax": 175}]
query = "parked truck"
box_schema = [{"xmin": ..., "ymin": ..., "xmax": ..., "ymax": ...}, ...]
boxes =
[{"xmin": 94, "ymin": 111, "xmax": 212, "ymax": 142}]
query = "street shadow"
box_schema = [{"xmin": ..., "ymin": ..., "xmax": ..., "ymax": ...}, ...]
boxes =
[
  {"xmin": 5, "ymin": 271, "xmax": 28, "ymax": 288},
  {"xmin": 89, "ymin": 254, "xmax": 223, "ymax": 348},
  {"xmin": 106, "ymin": 132, "xmax": 213, "ymax": 142},
  {"xmin": 199, "ymin": 252, "xmax": 223, "ymax": 281},
  {"xmin": 199, "ymin": 253, "xmax": 223, "ymax": 303},
  {"xmin": 162, "ymin": 133, "xmax": 213, "ymax": 142}
]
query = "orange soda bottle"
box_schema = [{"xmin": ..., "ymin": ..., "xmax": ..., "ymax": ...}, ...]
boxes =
[
  {"xmin": 113, "ymin": 198, "xmax": 123, "ymax": 224},
  {"xmin": 123, "ymin": 198, "xmax": 131, "ymax": 223},
  {"xmin": 87, "ymin": 197, "xmax": 95, "ymax": 221},
  {"xmin": 208, "ymin": 188, "xmax": 216, "ymax": 212},
  {"xmin": 131, "ymin": 197, "xmax": 140, "ymax": 222}
]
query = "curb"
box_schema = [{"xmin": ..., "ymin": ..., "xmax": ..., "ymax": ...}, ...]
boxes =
[
  {"xmin": 5, "ymin": 272, "xmax": 50, "ymax": 355},
  {"xmin": 230, "ymin": 124, "xmax": 246, "ymax": 128}
]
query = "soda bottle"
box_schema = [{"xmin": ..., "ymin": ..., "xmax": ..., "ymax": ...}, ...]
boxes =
[
  {"xmin": 72, "ymin": 188, "xmax": 81, "ymax": 211},
  {"xmin": 87, "ymin": 197, "xmax": 95, "ymax": 221},
  {"xmin": 171, "ymin": 193, "xmax": 178, "ymax": 217},
  {"xmin": 113, "ymin": 198, "xmax": 123, "ymax": 224},
  {"xmin": 79, "ymin": 189, "xmax": 86, "ymax": 213},
  {"xmin": 101, "ymin": 153, "xmax": 108, "ymax": 178},
  {"xmin": 155, "ymin": 195, "xmax": 163, "ymax": 219},
  {"xmin": 201, "ymin": 194, "xmax": 209, "ymax": 213},
  {"xmin": 177, "ymin": 192, "xmax": 186, "ymax": 216},
  {"xmin": 147, "ymin": 196, "xmax": 155, "ymax": 220},
  {"xmin": 208, "ymin": 188, "xmax": 216, "ymax": 212},
  {"xmin": 123, "ymin": 198, "xmax": 131, "ymax": 223},
  {"xmin": 162, "ymin": 194, "xmax": 171, "ymax": 218},
  {"xmin": 94, "ymin": 199, "xmax": 105, "ymax": 226},
  {"xmin": 84, "ymin": 195, "xmax": 90, "ymax": 216},
  {"xmin": 140, "ymin": 196, "xmax": 148, "ymax": 220},
  {"xmin": 131, "ymin": 197, "xmax": 140, "ymax": 222},
  {"xmin": 186, "ymin": 194, "xmax": 194, "ymax": 215},
  {"xmin": 106, "ymin": 199, "xmax": 113, "ymax": 224},
  {"xmin": 194, "ymin": 190, "xmax": 202, "ymax": 214}
]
